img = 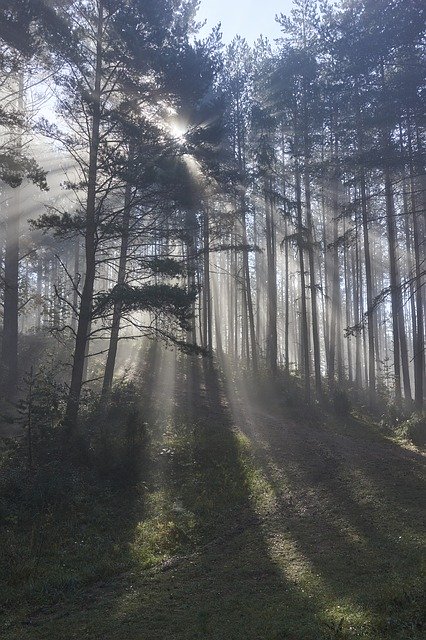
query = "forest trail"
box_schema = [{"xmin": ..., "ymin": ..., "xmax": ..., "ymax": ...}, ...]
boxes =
[
  {"xmin": 3, "ymin": 351, "xmax": 425, "ymax": 640},
  {"xmin": 209, "ymin": 359, "xmax": 425, "ymax": 566},
  {"xmin": 228, "ymin": 390, "xmax": 426, "ymax": 578},
  {"xmin": 126, "ymin": 350, "xmax": 426, "ymax": 639}
]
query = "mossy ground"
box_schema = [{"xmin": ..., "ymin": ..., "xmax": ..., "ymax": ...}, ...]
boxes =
[{"xmin": 1, "ymin": 355, "xmax": 425, "ymax": 639}]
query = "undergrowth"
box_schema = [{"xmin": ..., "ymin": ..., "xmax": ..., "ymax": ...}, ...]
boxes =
[{"xmin": 1, "ymin": 360, "xmax": 424, "ymax": 639}]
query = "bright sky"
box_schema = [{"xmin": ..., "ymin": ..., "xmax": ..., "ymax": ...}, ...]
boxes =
[{"xmin": 198, "ymin": 0, "xmax": 294, "ymax": 44}]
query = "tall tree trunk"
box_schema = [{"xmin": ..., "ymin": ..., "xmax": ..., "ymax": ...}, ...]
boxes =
[
  {"xmin": 65, "ymin": 2, "xmax": 103, "ymax": 430},
  {"xmin": 329, "ymin": 198, "xmax": 341, "ymax": 385},
  {"xmin": 355, "ymin": 97, "xmax": 376, "ymax": 400},
  {"xmin": 202, "ymin": 202, "xmax": 212, "ymax": 352},
  {"xmin": 360, "ymin": 169, "xmax": 375, "ymax": 400},
  {"xmin": 295, "ymin": 164, "xmax": 310, "ymax": 395},
  {"xmin": 241, "ymin": 201, "xmax": 257, "ymax": 370},
  {"xmin": 321, "ymin": 178, "xmax": 331, "ymax": 379},
  {"xmin": 101, "ymin": 179, "xmax": 132, "ymax": 398},
  {"xmin": 352, "ymin": 218, "xmax": 362, "ymax": 388},
  {"xmin": 384, "ymin": 167, "xmax": 402, "ymax": 403},
  {"xmin": 185, "ymin": 210, "xmax": 198, "ymax": 346},
  {"xmin": 227, "ymin": 234, "xmax": 235, "ymax": 355},
  {"xmin": 71, "ymin": 238, "xmax": 80, "ymax": 334},
  {"xmin": 284, "ymin": 215, "xmax": 290, "ymax": 376},
  {"xmin": 408, "ymin": 114, "xmax": 424, "ymax": 409},
  {"xmin": 265, "ymin": 182, "xmax": 277, "ymax": 376},
  {"xmin": 2, "ymin": 186, "xmax": 20, "ymax": 393},
  {"xmin": 383, "ymin": 163, "xmax": 411, "ymax": 402},
  {"xmin": 304, "ymin": 170, "xmax": 322, "ymax": 396},
  {"xmin": 343, "ymin": 215, "xmax": 353, "ymax": 383},
  {"xmin": 1, "ymin": 73, "xmax": 24, "ymax": 395},
  {"xmin": 36, "ymin": 252, "xmax": 43, "ymax": 330}
]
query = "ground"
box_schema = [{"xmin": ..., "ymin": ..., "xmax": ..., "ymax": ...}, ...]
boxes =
[{"xmin": 1, "ymin": 348, "xmax": 425, "ymax": 639}]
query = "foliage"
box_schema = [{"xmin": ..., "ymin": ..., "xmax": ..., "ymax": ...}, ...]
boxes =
[
  {"xmin": 332, "ymin": 389, "xmax": 352, "ymax": 418},
  {"xmin": 93, "ymin": 283, "xmax": 197, "ymax": 331},
  {"xmin": 0, "ymin": 151, "xmax": 48, "ymax": 190},
  {"xmin": 394, "ymin": 414, "xmax": 426, "ymax": 448},
  {"xmin": 1, "ymin": 363, "xmax": 425, "ymax": 638}
]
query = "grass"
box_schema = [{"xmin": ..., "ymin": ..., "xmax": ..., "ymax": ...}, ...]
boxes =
[{"xmin": 1, "ymin": 357, "xmax": 425, "ymax": 639}]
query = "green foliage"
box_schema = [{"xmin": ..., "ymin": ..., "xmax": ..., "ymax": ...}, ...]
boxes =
[
  {"xmin": 144, "ymin": 256, "xmax": 185, "ymax": 278},
  {"xmin": 394, "ymin": 414, "xmax": 426, "ymax": 448},
  {"xmin": 332, "ymin": 390, "xmax": 352, "ymax": 418},
  {"xmin": 0, "ymin": 0, "xmax": 77, "ymax": 61},
  {"xmin": 90, "ymin": 382, "xmax": 147, "ymax": 488},
  {"xmin": 31, "ymin": 211, "xmax": 84, "ymax": 236},
  {"xmin": 0, "ymin": 369, "xmax": 71, "ymax": 513},
  {"xmin": 93, "ymin": 283, "xmax": 197, "ymax": 331},
  {"xmin": 0, "ymin": 151, "xmax": 48, "ymax": 190},
  {"xmin": 1, "ymin": 362, "xmax": 425, "ymax": 639}
]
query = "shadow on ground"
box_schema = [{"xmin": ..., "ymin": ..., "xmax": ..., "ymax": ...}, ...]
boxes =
[{"xmin": 1, "ymin": 349, "xmax": 425, "ymax": 639}]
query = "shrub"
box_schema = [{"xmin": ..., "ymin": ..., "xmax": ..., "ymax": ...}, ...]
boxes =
[
  {"xmin": 396, "ymin": 413, "xmax": 426, "ymax": 448},
  {"xmin": 332, "ymin": 390, "xmax": 351, "ymax": 417}
]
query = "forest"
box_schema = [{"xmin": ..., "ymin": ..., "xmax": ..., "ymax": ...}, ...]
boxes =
[{"xmin": 0, "ymin": 0, "xmax": 425, "ymax": 638}]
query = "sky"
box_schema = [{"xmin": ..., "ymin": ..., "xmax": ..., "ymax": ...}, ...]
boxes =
[{"xmin": 198, "ymin": 0, "xmax": 294, "ymax": 44}]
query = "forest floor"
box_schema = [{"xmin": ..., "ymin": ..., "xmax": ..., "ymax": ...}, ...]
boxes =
[{"xmin": 1, "ymin": 348, "xmax": 425, "ymax": 639}]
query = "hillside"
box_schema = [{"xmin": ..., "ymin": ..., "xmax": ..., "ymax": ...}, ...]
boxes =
[{"xmin": 1, "ymin": 352, "xmax": 425, "ymax": 640}]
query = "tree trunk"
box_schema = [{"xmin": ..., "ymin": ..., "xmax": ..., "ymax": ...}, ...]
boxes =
[
  {"xmin": 295, "ymin": 164, "xmax": 310, "ymax": 395},
  {"xmin": 2, "ymin": 186, "xmax": 20, "ymax": 393},
  {"xmin": 265, "ymin": 182, "xmax": 277, "ymax": 376},
  {"xmin": 65, "ymin": 2, "xmax": 103, "ymax": 430},
  {"xmin": 384, "ymin": 167, "xmax": 402, "ymax": 403},
  {"xmin": 1, "ymin": 73, "xmax": 24, "ymax": 395},
  {"xmin": 101, "ymin": 179, "xmax": 132, "ymax": 398},
  {"xmin": 202, "ymin": 202, "xmax": 212, "ymax": 351},
  {"xmin": 241, "ymin": 201, "xmax": 257, "ymax": 370},
  {"xmin": 408, "ymin": 114, "xmax": 424, "ymax": 409},
  {"xmin": 304, "ymin": 150, "xmax": 321, "ymax": 395},
  {"xmin": 360, "ymin": 170, "xmax": 375, "ymax": 399}
]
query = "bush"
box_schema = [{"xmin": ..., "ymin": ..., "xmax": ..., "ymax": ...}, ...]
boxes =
[
  {"xmin": 396, "ymin": 413, "xmax": 426, "ymax": 448},
  {"xmin": 84, "ymin": 380, "xmax": 148, "ymax": 489},
  {"xmin": 0, "ymin": 374, "xmax": 148, "ymax": 519},
  {"xmin": 332, "ymin": 390, "xmax": 351, "ymax": 417}
]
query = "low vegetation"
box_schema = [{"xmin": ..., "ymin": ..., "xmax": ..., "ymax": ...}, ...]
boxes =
[{"xmin": 1, "ymin": 360, "xmax": 424, "ymax": 639}]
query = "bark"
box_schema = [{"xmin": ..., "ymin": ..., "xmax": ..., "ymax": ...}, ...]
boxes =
[
  {"xmin": 1, "ymin": 73, "xmax": 24, "ymax": 395},
  {"xmin": 202, "ymin": 203, "xmax": 212, "ymax": 352},
  {"xmin": 343, "ymin": 215, "xmax": 353, "ymax": 382},
  {"xmin": 265, "ymin": 182, "xmax": 277, "ymax": 376},
  {"xmin": 408, "ymin": 116, "xmax": 425, "ymax": 409},
  {"xmin": 303, "ymin": 135, "xmax": 321, "ymax": 395},
  {"xmin": 304, "ymin": 170, "xmax": 321, "ymax": 395},
  {"xmin": 295, "ymin": 164, "xmax": 310, "ymax": 395},
  {"xmin": 101, "ymin": 178, "xmax": 132, "ymax": 398},
  {"xmin": 284, "ymin": 214, "xmax": 290, "ymax": 376},
  {"xmin": 70, "ymin": 238, "xmax": 80, "ymax": 334},
  {"xmin": 384, "ymin": 167, "xmax": 402, "ymax": 402},
  {"xmin": 36, "ymin": 253, "xmax": 43, "ymax": 330},
  {"xmin": 241, "ymin": 202, "xmax": 257, "ymax": 369},
  {"xmin": 65, "ymin": 2, "xmax": 103, "ymax": 429},
  {"xmin": 352, "ymin": 218, "xmax": 362, "ymax": 388},
  {"xmin": 2, "ymin": 185, "xmax": 20, "ymax": 393},
  {"xmin": 360, "ymin": 169, "xmax": 375, "ymax": 398}
]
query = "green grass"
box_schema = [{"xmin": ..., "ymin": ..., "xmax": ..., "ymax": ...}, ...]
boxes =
[{"xmin": 1, "ymin": 362, "xmax": 425, "ymax": 639}]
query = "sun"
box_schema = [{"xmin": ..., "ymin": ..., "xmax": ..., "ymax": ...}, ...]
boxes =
[{"xmin": 170, "ymin": 120, "xmax": 188, "ymax": 143}]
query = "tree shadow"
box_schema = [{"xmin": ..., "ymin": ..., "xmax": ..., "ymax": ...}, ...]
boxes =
[
  {"xmin": 227, "ymin": 374, "xmax": 426, "ymax": 636},
  {"xmin": 5, "ymin": 352, "xmax": 339, "ymax": 640},
  {"xmin": 5, "ymin": 352, "xmax": 423, "ymax": 639},
  {"xmin": 1, "ymin": 344, "xmax": 164, "ymax": 632}
]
